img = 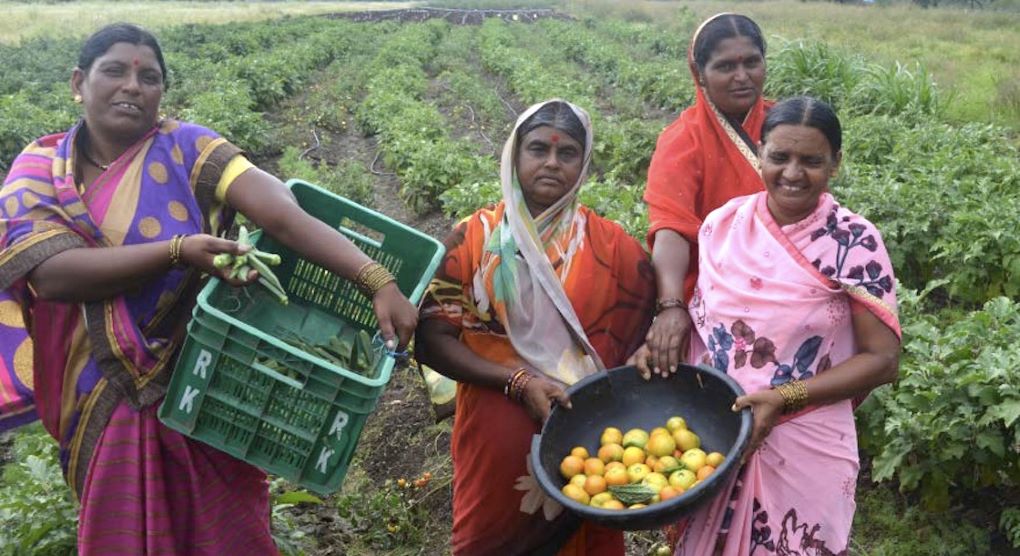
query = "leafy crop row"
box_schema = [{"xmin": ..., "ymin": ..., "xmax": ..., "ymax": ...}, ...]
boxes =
[
  {"xmin": 0, "ymin": 17, "xmax": 374, "ymax": 166},
  {"xmin": 859, "ymin": 293, "xmax": 1020, "ymax": 512},
  {"xmin": 353, "ymin": 21, "xmax": 493, "ymax": 214}
]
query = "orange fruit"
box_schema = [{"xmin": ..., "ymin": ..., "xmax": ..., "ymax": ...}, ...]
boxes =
[
  {"xmin": 642, "ymin": 472, "xmax": 669, "ymax": 494},
  {"xmin": 654, "ymin": 455, "xmax": 681, "ymax": 474},
  {"xmin": 603, "ymin": 499, "xmax": 625, "ymax": 510},
  {"xmin": 569, "ymin": 474, "xmax": 588, "ymax": 489},
  {"xmin": 560, "ymin": 455, "xmax": 585, "ymax": 480},
  {"xmin": 583, "ymin": 457, "xmax": 605, "ymax": 477},
  {"xmin": 666, "ymin": 416, "xmax": 687, "ymax": 432},
  {"xmin": 600, "ymin": 427, "xmax": 623, "ymax": 446},
  {"xmin": 645, "ymin": 455, "xmax": 659, "ymax": 468},
  {"xmin": 583, "ymin": 475, "xmax": 608, "ymax": 496},
  {"xmin": 673, "ymin": 429, "xmax": 701, "ymax": 452},
  {"xmin": 604, "ymin": 466, "xmax": 629, "ymax": 486},
  {"xmin": 622, "ymin": 428, "xmax": 649, "ymax": 449},
  {"xmin": 706, "ymin": 452, "xmax": 725, "ymax": 468},
  {"xmin": 605, "ymin": 461, "xmax": 626, "ymax": 473},
  {"xmin": 570, "ymin": 446, "xmax": 590, "ymax": 460},
  {"xmin": 597, "ymin": 443, "xmax": 624, "ymax": 463},
  {"xmin": 696, "ymin": 465, "xmax": 715, "ymax": 481},
  {"xmin": 590, "ymin": 492, "xmax": 615, "ymax": 508},
  {"xmin": 650, "ymin": 427, "xmax": 670, "ymax": 438},
  {"xmin": 646, "ymin": 432, "xmax": 677, "ymax": 457},
  {"xmin": 680, "ymin": 449, "xmax": 707, "ymax": 473},
  {"xmin": 669, "ymin": 469, "xmax": 697, "ymax": 490},
  {"xmin": 659, "ymin": 486, "xmax": 682, "ymax": 501},
  {"xmin": 622, "ymin": 446, "xmax": 646, "ymax": 467},
  {"xmin": 626, "ymin": 463, "xmax": 651, "ymax": 484},
  {"xmin": 562, "ymin": 483, "xmax": 590, "ymax": 505}
]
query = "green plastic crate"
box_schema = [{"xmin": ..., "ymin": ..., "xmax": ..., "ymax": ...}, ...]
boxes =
[{"xmin": 158, "ymin": 179, "xmax": 445, "ymax": 494}]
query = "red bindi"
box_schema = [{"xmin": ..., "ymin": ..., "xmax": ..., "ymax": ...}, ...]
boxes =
[
  {"xmin": 132, "ymin": 58, "xmax": 140, "ymax": 66},
  {"xmin": 550, "ymin": 133, "xmax": 560, "ymax": 143}
]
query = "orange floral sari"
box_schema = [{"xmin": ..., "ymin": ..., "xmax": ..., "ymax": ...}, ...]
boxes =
[{"xmin": 419, "ymin": 100, "xmax": 655, "ymax": 555}]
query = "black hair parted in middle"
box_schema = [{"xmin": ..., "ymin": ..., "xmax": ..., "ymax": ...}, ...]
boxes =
[{"xmin": 762, "ymin": 96, "xmax": 843, "ymax": 156}]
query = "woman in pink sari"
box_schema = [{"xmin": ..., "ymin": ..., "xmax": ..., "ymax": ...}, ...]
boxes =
[
  {"xmin": 650, "ymin": 97, "xmax": 902, "ymax": 555},
  {"xmin": 0, "ymin": 23, "xmax": 417, "ymax": 554}
]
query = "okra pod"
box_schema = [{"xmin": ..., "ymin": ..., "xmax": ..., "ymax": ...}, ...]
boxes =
[
  {"xmin": 248, "ymin": 255, "xmax": 284, "ymax": 291},
  {"xmin": 250, "ymin": 249, "xmax": 282, "ymax": 266},
  {"xmin": 257, "ymin": 276, "xmax": 289, "ymax": 305},
  {"xmin": 213, "ymin": 253, "xmax": 234, "ymax": 269}
]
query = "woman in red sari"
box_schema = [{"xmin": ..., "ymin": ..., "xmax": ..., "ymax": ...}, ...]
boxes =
[
  {"xmin": 0, "ymin": 23, "xmax": 417, "ymax": 555},
  {"xmin": 415, "ymin": 100, "xmax": 655, "ymax": 555},
  {"xmin": 637, "ymin": 14, "xmax": 773, "ymax": 377}
]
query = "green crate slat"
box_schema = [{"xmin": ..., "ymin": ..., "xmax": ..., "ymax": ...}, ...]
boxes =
[{"xmin": 158, "ymin": 179, "xmax": 444, "ymax": 494}]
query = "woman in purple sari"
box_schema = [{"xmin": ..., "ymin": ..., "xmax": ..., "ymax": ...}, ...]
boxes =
[{"xmin": 0, "ymin": 23, "xmax": 418, "ymax": 554}]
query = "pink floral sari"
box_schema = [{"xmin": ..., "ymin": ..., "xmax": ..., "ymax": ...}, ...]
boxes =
[
  {"xmin": 677, "ymin": 192, "xmax": 900, "ymax": 556},
  {"xmin": 0, "ymin": 120, "xmax": 277, "ymax": 554}
]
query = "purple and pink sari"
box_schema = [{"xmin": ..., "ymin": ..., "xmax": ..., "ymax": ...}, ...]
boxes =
[
  {"xmin": 676, "ymin": 191, "xmax": 901, "ymax": 556},
  {"xmin": 0, "ymin": 120, "xmax": 278, "ymax": 555}
]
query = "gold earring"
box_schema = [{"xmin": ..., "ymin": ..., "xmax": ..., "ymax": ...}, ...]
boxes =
[{"xmin": 73, "ymin": 94, "xmax": 82, "ymax": 104}]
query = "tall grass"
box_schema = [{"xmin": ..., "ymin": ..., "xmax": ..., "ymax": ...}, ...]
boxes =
[{"xmin": 766, "ymin": 39, "xmax": 945, "ymax": 120}]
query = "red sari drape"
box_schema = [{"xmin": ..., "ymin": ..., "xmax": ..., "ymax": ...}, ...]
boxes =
[{"xmin": 644, "ymin": 34, "xmax": 774, "ymax": 301}]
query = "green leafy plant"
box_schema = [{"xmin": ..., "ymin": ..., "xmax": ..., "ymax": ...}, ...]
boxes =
[
  {"xmin": 269, "ymin": 478, "xmax": 321, "ymax": 556},
  {"xmin": 1001, "ymin": 507, "xmax": 1020, "ymax": 549},
  {"xmin": 0, "ymin": 425, "xmax": 77, "ymax": 556},
  {"xmin": 278, "ymin": 147, "xmax": 376, "ymax": 207},
  {"xmin": 849, "ymin": 485, "xmax": 991, "ymax": 555},
  {"xmin": 835, "ymin": 117, "xmax": 1020, "ymax": 304},
  {"xmin": 858, "ymin": 293, "xmax": 1020, "ymax": 512},
  {"xmin": 334, "ymin": 469, "xmax": 445, "ymax": 553},
  {"xmin": 439, "ymin": 179, "xmax": 501, "ymax": 219}
]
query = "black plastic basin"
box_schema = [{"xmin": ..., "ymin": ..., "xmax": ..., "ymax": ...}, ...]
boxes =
[{"xmin": 530, "ymin": 364, "xmax": 752, "ymax": 530}]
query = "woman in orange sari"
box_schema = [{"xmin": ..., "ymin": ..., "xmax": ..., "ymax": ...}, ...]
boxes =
[
  {"xmin": 637, "ymin": 14, "xmax": 773, "ymax": 377},
  {"xmin": 415, "ymin": 100, "xmax": 655, "ymax": 555}
]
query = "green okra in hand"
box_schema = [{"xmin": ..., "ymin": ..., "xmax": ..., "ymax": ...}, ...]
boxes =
[{"xmin": 215, "ymin": 225, "xmax": 288, "ymax": 304}]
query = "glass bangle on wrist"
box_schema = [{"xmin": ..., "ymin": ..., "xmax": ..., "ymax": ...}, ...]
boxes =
[{"xmin": 504, "ymin": 368, "xmax": 531, "ymax": 402}]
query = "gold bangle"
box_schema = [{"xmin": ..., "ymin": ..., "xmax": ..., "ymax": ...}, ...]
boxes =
[
  {"xmin": 169, "ymin": 234, "xmax": 187, "ymax": 268},
  {"xmin": 775, "ymin": 380, "xmax": 809, "ymax": 413},
  {"xmin": 354, "ymin": 261, "xmax": 396, "ymax": 298}
]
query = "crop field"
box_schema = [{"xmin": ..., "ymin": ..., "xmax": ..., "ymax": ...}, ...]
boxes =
[
  {"xmin": 0, "ymin": 1, "xmax": 417, "ymax": 44},
  {"xmin": 0, "ymin": 2, "xmax": 1018, "ymax": 555}
]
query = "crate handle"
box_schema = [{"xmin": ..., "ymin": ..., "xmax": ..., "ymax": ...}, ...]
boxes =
[
  {"xmin": 250, "ymin": 359, "xmax": 305, "ymax": 390},
  {"xmin": 337, "ymin": 223, "xmax": 385, "ymax": 250}
]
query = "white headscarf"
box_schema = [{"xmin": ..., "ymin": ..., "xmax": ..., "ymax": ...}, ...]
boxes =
[{"xmin": 486, "ymin": 99, "xmax": 604, "ymax": 385}]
